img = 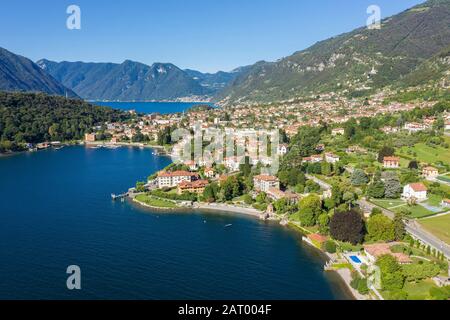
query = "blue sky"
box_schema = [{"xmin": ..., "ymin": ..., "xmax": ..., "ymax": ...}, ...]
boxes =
[{"xmin": 0, "ymin": 0, "xmax": 424, "ymax": 73}]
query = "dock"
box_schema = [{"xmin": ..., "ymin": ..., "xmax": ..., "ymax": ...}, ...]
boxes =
[{"xmin": 111, "ymin": 192, "xmax": 129, "ymax": 200}]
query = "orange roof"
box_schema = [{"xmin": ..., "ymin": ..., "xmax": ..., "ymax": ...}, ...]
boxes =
[
  {"xmin": 308, "ymin": 234, "xmax": 328, "ymax": 244},
  {"xmin": 158, "ymin": 170, "xmax": 199, "ymax": 178},
  {"xmin": 423, "ymin": 166, "xmax": 438, "ymax": 172},
  {"xmin": 178, "ymin": 180, "xmax": 209, "ymax": 189},
  {"xmin": 254, "ymin": 175, "xmax": 279, "ymax": 182},
  {"xmin": 384, "ymin": 156, "xmax": 400, "ymax": 162},
  {"xmin": 409, "ymin": 183, "xmax": 427, "ymax": 192},
  {"xmin": 364, "ymin": 243, "xmax": 412, "ymax": 264}
]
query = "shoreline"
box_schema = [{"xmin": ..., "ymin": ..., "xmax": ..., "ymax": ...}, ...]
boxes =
[{"xmin": 131, "ymin": 196, "xmax": 359, "ymax": 300}]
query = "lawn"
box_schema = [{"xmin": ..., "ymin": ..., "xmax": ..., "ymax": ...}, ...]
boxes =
[
  {"xmin": 135, "ymin": 194, "xmax": 177, "ymax": 209},
  {"xmin": 370, "ymin": 199, "xmax": 406, "ymax": 210},
  {"xmin": 419, "ymin": 213, "xmax": 450, "ymax": 245},
  {"xmin": 403, "ymin": 280, "xmax": 438, "ymax": 300},
  {"xmin": 393, "ymin": 205, "xmax": 436, "ymax": 219},
  {"xmin": 398, "ymin": 138, "xmax": 450, "ymax": 165},
  {"xmin": 370, "ymin": 198, "xmax": 437, "ymax": 218}
]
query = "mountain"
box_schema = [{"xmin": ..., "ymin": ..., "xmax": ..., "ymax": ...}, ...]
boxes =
[
  {"xmin": 184, "ymin": 66, "xmax": 252, "ymax": 93},
  {"xmin": 37, "ymin": 59, "xmax": 211, "ymax": 101},
  {"xmin": 217, "ymin": 0, "xmax": 450, "ymax": 104},
  {"xmin": 0, "ymin": 47, "xmax": 77, "ymax": 97}
]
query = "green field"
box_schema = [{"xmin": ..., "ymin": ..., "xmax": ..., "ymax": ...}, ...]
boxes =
[
  {"xmin": 419, "ymin": 213, "xmax": 450, "ymax": 245},
  {"xmin": 135, "ymin": 194, "xmax": 177, "ymax": 209},
  {"xmin": 398, "ymin": 137, "xmax": 450, "ymax": 165},
  {"xmin": 370, "ymin": 199, "xmax": 406, "ymax": 210},
  {"xmin": 403, "ymin": 280, "xmax": 438, "ymax": 300},
  {"xmin": 370, "ymin": 198, "xmax": 436, "ymax": 218}
]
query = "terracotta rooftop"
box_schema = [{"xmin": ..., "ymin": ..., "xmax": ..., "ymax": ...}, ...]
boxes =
[
  {"xmin": 254, "ymin": 175, "xmax": 279, "ymax": 182},
  {"xmin": 409, "ymin": 183, "xmax": 427, "ymax": 192},
  {"xmin": 158, "ymin": 170, "xmax": 199, "ymax": 178}
]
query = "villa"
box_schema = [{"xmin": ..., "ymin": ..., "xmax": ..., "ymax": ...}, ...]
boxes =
[
  {"xmin": 422, "ymin": 166, "xmax": 439, "ymax": 179},
  {"xmin": 383, "ymin": 156, "xmax": 400, "ymax": 169},
  {"xmin": 364, "ymin": 243, "xmax": 412, "ymax": 265},
  {"xmin": 184, "ymin": 160, "xmax": 199, "ymax": 171},
  {"xmin": 157, "ymin": 171, "xmax": 199, "ymax": 189},
  {"xmin": 267, "ymin": 188, "xmax": 299, "ymax": 204},
  {"xmin": 177, "ymin": 180, "xmax": 209, "ymax": 195},
  {"xmin": 402, "ymin": 183, "xmax": 428, "ymax": 201},
  {"xmin": 254, "ymin": 175, "xmax": 280, "ymax": 193}
]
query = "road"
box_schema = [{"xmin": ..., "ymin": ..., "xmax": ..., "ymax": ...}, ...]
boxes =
[
  {"xmin": 305, "ymin": 174, "xmax": 331, "ymax": 190},
  {"xmin": 308, "ymin": 173, "xmax": 450, "ymax": 259},
  {"xmin": 358, "ymin": 198, "xmax": 450, "ymax": 259}
]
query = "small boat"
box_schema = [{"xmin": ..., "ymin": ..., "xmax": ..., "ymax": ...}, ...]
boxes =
[{"xmin": 224, "ymin": 224, "xmax": 233, "ymax": 228}]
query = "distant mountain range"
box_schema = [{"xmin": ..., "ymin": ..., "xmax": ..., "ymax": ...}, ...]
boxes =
[
  {"xmin": 217, "ymin": 0, "xmax": 450, "ymax": 104},
  {"xmin": 1, "ymin": 0, "xmax": 449, "ymax": 104},
  {"xmin": 0, "ymin": 47, "xmax": 77, "ymax": 98},
  {"xmin": 36, "ymin": 59, "xmax": 211, "ymax": 101}
]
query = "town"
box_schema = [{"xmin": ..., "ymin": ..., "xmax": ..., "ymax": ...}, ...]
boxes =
[{"xmin": 75, "ymin": 93, "xmax": 450, "ymax": 301}]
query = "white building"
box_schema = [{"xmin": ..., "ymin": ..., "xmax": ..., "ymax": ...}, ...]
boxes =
[
  {"xmin": 224, "ymin": 157, "xmax": 242, "ymax": 172},
  {"xmin": 402, "ymin": 183, "xmax": 428, "ymax": 201},
  {"xmin": 277, "ymin": 144, "xmax": 289, "ymax": 156},
  {"xmin": 253, "ymin": 175, "xmax": 280, "ymax": 193},
  {"xmin": 332, "ymin": 128, "xmax": 345, "ymax": 136},
  {"xmin": 325, "ymin": 153, "xmax": 340, "ymax": 164},
  {"xmin": 404, "ymin": 122, "xmax": 429, "ymax": 133}
]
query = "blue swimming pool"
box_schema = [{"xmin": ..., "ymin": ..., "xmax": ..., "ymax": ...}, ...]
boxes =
[{"xmin": 350, "ymin": 256, "xmax": 362, "ymax": 264}]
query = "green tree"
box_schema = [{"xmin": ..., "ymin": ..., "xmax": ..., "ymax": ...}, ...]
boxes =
[
  {"xmin": 329, "ymin": 209, "xmax": 365, "ymax": 245},
  {"xmin": 367, "ymin": 215, "xmax": 395, "ymax": 242},
  {"xmin": 376, "ymin": 255, "xmax": 405, "ymax": 291},
  {"xmin": 318, "ymin": 213, "xmax": 330, "ymax": 234},
  {"xmin": 350, "ymin": 169, "xmax": 369, "ymax": 186},
  {"xmin": 393, "ymin": 212, "xmax": 406, "ymax": 241}
]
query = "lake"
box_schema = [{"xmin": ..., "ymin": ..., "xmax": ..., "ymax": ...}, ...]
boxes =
[
  {"xmin": 92, "ymin": 101, "xmax": 213, "ymax": 114},
  {"xmin": 0, "ymin": 146, "xmax": 352, "ymax": 299}
]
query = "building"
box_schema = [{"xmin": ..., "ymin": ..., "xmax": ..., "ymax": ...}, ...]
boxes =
[
  {"xmin": 331, "ymin": 128, "xmax": 345, "ymax": 136},
  {"xmin": 422, "ymin": 166, "xmax": 439, "ymax": 179},
  {"xmin": 402, "ymin": 183, "xmax": 428, "ymax": 201},
  {"xmin": 253, "ymin": 175, "xmax": 280, "ymax": 193},
  {"xmin": 224, "ymin": 157, "xmax": 242, "ymax": 172},
  {"xmin": 404, "ymin": 122, "xmax": 429, "ymax": 133},
  {"xmin": 277, "ymin": 144, "xmax": 289, "ymax": 156},
  {"xmin": 383, "ymin": 156, "xmax": 400, "ymax": 168},
  {"xmin": 325, "ymin": 152, "xmax": 340, "ymax": 164},
  {"xmin": 302, "ymin": 154, "xmax": 323, "ymax": 164},
  {"xmin": 156, "ymin": 171, "xmax": 199, "ymax": 189},
  {"xmin": 177, "ymin": 180, "xmax": 209, "ymax": 195},
  {"xmin": 84, "ymin": 133, "xmax": 96, "ymax": 143},
  {"xmin": 184, "ymin": 160, "xmax": 199, "ymax": 171},
  {"xmin": 364, "ymin": 243, "xmax": 412, "ymax": 265},
  {"xmin": 204, "ymin": 167, "xmax": 215, "ymax": 179},
  {"xmin": 445, "ymin": 121, "xmax": 450, "ymax": 131},
  {"xmin": 441, "ymin": 199, "xmax": 450, "ymax": 208}
]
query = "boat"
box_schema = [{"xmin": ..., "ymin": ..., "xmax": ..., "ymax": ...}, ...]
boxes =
[{"xmin": 224, "ymin": 224, "xmax": 233, "ymax": 228}]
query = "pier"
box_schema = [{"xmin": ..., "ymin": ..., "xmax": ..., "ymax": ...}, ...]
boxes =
[{"xmin": 111, "ymin": 192, "xmax": 129, "ymax": 200}]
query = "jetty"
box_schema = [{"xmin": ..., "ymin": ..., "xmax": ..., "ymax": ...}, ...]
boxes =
[{"xmin": 111, "ymin": 192, "xmax": 129, "ymax": 200}]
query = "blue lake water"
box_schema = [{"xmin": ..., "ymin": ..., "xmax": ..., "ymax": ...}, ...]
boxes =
[
  {"xmin": 92, "ymin": 101, "xmax": 213, "ymax": 114},
  {"xmin": 0, "ymin": 146, "xmax": 351, "ymax": 300}
]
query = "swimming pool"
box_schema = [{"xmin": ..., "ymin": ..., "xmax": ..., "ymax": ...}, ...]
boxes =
[{"xmin": 349, "ymin": 256, "xmax": 362, "ymax": 264}]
